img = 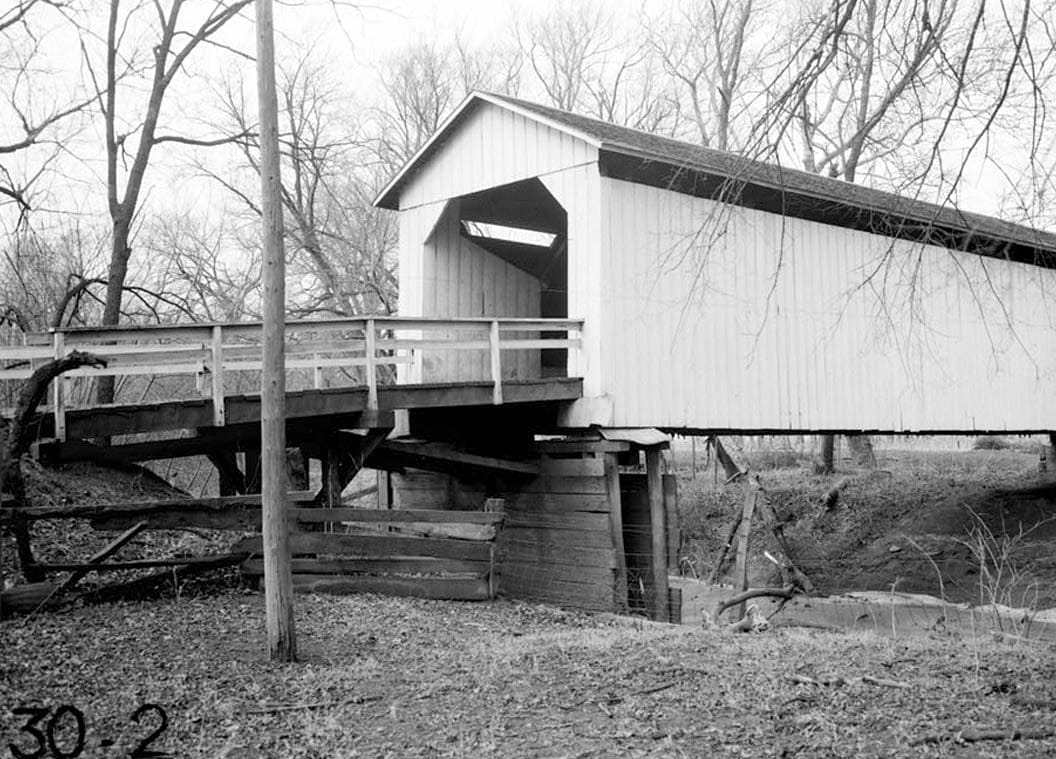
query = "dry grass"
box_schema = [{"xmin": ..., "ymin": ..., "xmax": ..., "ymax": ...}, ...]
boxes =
[{"xmin": 675, "ymin": 447, "xmax": 1052, "ymax": 606}]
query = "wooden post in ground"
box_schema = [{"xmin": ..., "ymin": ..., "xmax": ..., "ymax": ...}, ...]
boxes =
[
  {"xmin": 52, "ymin": 332, "xmax": 66, "ymax": 442},
  {"xmin": 377, "ymin": 470, "xmax": 392, "ymax": 509},
  {"xmin": 1044, "ymin": 434, "xmax": 1056, "ymax": 481},
  {"xmin": 255, "ymin": 0, "xmax": 296, "ymax": 662},
  {"xmin": 603, "ymin": 452, "xmax": 628, "ymax": 613},
  {"xmin": 645, "ymin": 448, "xmax": 668, "ymax": 622},
  {"xmin": 489, "ymin": 320, "xmax": 502, "ymax": 404},
  {"xmin": 243, "ymin": 445, "xmax": 263, "ymax": 493},
  {"xmin": 735, "ymin": 485, "xmax": 758, "ymax": 620},
  {"xmin": 322, "ymin": 441, "xmax": 342, "ymax": 509}
]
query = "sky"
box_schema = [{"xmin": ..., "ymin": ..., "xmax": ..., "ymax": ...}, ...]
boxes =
[
  {"xmin": 2, "ymin": 0, "xmax": 593, "ymax": 232},
  {"xmin": 2, "ymin": 0, "xmax": 1051, "ymax": 241}
]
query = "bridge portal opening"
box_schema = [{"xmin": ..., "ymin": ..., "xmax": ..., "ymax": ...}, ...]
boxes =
[
  {"xmin": 419, "ymin": 179, "xmax": 569, "ymax": 382},
  {"xmin": 457, "ymin": 178, "xmax": 568, "ymax": 377}
]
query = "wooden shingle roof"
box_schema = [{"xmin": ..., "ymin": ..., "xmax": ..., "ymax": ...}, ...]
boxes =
[{"xmin": 376, "ymin": 92, "xmax": 1056, "ymax": 267}]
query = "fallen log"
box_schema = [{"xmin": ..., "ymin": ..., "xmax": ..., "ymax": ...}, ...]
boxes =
[
  {"xmin": 1, "ymin": 553, "xmax": 248, "ymax": 617},
  {"xmin": 714, "ymin": 585, "xmax": 796, "ymax": 622},
  {"xmin": 912, "ymin": 726, "xmax": 1056, "ymax": 746},
  {"xmin": 30, "ymin": 553, "xmax": 251, "ymax": 573},
  {"xmin": 724, "ymin": 603, "xmax": 770, "ymax": 633},
  {"xmin": 74, "ymin": 552, "xmax": 248, "ymax": 605},
  {"xmin": 0, "ymin": 581, "xmax": 62, "ymax": 618},
  {"xmin": 789, "ymin": 673, "xmax": 910, "ymax": 689},
  {"xmin": 2, "ymin": 350, "xmax": 107, "ymax": 582},
  {"xmin": 53, "ymin": 521, "xmax": 147, "ymax": 593}
]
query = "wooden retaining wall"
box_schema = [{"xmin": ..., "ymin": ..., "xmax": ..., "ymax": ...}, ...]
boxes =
[
  {"xmin": 390, "ymin": 449, "xmax": 680, "ymax": 617},
  {"xmin": 498, "ymin": 453, "xmax": 624, "ymax": 613}
]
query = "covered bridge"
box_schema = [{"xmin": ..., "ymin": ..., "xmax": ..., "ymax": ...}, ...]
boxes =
[{"xmin": 376, "ymin": 91, "xmax": 1056, "ymax": 435}]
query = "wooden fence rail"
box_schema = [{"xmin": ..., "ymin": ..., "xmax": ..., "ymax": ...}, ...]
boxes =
[
  {"xmin": 236, "ymin": 506, "xmax": 506, "ymax": 601},
  {"xmin": 0, "ymin": 317, "xmax": 584, "ymax": 441},
  {"xmin": 2, "ymin": 494, "xmax": 508, "ymax": 603}
]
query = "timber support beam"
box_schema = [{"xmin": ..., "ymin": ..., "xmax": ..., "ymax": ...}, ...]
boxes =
[{"xmin": 313, "ymin": 428, "xmax": 392, "ymax": 507}]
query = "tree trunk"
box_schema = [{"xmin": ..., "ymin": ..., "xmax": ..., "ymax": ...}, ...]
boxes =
[
  {"xmin": 818, "ymin": 434, "xmax": 835, "ymax": 474},
  {"xmin": 3, "ymin": 351, "xmax": 107, "ymax": 583},
  {"xmin": 846, "ymin": 434, "xmax": 877, "ymax": 468},
  {"xmin": 96, "ymin": 215, "xmax": 132, "ymax": 406}
]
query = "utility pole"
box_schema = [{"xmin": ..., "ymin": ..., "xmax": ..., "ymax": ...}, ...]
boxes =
[{"xmin": 255, "ymin": 0, "xmax": 296, "ymax": 661}]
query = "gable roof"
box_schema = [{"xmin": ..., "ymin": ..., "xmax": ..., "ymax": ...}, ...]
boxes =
[{"xmin": 375, "ymin": 91, "xmax": 1056, "ymax": 266}]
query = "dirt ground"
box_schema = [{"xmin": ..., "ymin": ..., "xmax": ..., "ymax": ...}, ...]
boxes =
[
  {"xmin": 5, "ymin": 445, "xmax": 1056, "ymax": 755},
  {"xmin": 5, "ymin": 591, "xmax": 1056, "ymax": 758},
  {"xmin": 677, "ymin": 446, "xmax": 1056, "ymax": 609}
]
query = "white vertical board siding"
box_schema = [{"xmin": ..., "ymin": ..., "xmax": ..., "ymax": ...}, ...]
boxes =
[
  {"xmin": 542, "ymin": 165, "xmax": 605, "ymax": 398},
  {"xmin": 419, "ymin": 200, "xmax": 541, "ymax": 383},
  {"xmin": 399, "ymin": 103, "xmax": 597, "ymax": 211},
  {"xmin": 600, "ymin": 176, "xmax": 1056, "ymax": 431},
  {"xmin": 397, "ymin": 201, "xmax": 449, "ymax": 384}
]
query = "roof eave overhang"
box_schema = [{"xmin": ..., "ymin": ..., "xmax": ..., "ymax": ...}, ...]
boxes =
[{"xmin": 597, "ymin": 147, "xmax": 1056, "ymax": 268}]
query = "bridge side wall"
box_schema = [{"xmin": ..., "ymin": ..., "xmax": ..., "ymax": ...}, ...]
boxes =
[
  {"xmin": 420, "ymin": 200, "xmax": 541, "ymax": 382},
  {"xmin": 598, "ymin": 176, "xmax": 1056, "ymax": 432}
]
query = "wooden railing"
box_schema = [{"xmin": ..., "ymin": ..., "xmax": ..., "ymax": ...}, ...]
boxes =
[{"xmin": 0, "ymin": 317, "xmax": 584, "ymax": 441}]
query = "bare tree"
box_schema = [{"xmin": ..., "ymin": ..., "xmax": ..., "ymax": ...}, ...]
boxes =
[
  {"xmin": 781, "ymin": 0, "xmax": 958, "ymax": 469},
  {"xmin": 78, "ymin": 0, "xmax": 254, "ymax": 403},
  {"xmin": 516, "ymin": 2, "xmax": 682, "ymax": 135},
  {"xmin": 0, "ymin": 1, "xmax": 97, "ymax": 227},
  {"xmin": 371, "ymin": 38, "xmax": 522, "ymax": 171},
  {"xmin": 146, "ymin": 212, "xmax": 262, "ymax": 322},
  {"xmin": 207, "ymin": 52, "xmax": 397, "ymax": 318},
  {"xmin": 747, "ymin": 0, "xmax": 1049, "ymax": 471},
  {"xmin": 0, "ymin": 223, "xmax": 106, "ymax": 335},
  {"xmin": 644, "ymin": 0, "xmax": 767, "ymax": 150}
]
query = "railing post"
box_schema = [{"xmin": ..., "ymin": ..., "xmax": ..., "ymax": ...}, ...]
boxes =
[
  {"xmin": 52, "ymin": 331, "xmax": 66, "ymax": 442},
  {"xmin": 489, "ymin": 319, "xmax": 502, "ymax": 405},
  {"xmin": 211, "ymin": 325, "xmax": 225, "ymax": 426},
  {"xmin": 365, "ymin": 318, "xmax": 378, "ymax": 410}
]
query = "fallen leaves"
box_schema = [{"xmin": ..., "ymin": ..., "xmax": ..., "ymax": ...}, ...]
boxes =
[{"xmin": 4, "ymin": 591, "xmax": 1056, "ymax": 757}]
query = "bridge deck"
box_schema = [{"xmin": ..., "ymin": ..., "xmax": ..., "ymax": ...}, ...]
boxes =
[
  {"xmin": 38, "ymin": 378, "xmax": 583, "ymax": 440},
  {"xmin": 0, "ymin": 316, "xmax": 585, "ymax": 444}
]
